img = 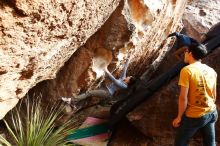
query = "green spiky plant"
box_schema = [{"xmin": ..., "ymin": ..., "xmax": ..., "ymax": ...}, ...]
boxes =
[{"xmin": 0, "ymin": 97, "xmax": 77, "ymax": 146}]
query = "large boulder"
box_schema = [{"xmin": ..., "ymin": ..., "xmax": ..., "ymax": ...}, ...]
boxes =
[
  {"xmin": 29, "ymin": 0, "xmax": 188, "ymax": 109},
  {"xmin": 0, "ymin": 0, "xmax": 121, "ymax": 119},
  {"xmin": 1, "ymin": 0, "xmax": 189, "ymax": 119}
]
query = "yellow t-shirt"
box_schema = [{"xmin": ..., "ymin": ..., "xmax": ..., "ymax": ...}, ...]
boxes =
[{"xmin": 178, "ymin": 62, "xmax": 217, "ymax": 118}]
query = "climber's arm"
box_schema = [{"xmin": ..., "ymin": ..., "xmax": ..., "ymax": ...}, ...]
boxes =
[
  {"xmin": 120, "ymin": 57, "xmax": 130, "ymax": 80},
  {"xmin": 104, "ymin": 68, "xmax": 127, "ymax": 89}
]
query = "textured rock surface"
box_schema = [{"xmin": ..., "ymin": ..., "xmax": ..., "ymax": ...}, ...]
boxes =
[
  {"xmin": 29, "ymin": 0, "xmax": 131, "ymax": 102},
  {"xmin": 123, "ymin": 0, "xmax": 188, "ymax": 76},
  {"xmin": 183, "ymin": 0, "xmax": 220, "ymax": 41},
  {"xmin": 30, "ymin": 0, "xmax": 188, "ymax": 109},
  {"xmin": 0, "ymin": 0, "xmax": 121, "ymax": 119}
]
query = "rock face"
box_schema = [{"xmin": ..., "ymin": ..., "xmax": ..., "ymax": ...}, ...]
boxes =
[
  {"xmin": 29, "ymin": 0, "xmax": 132, "ymax": 103},
  {"xmin": 29, "ymin": 0, "xmax": 188, "ymax": 107},
  {"xmin": 0, "ymin": 0, "xmax": 121, "ymax": 119},
  {"xmin": 0, "ymin": 0, "xmax": 189, "ymax": 119},
  {"xmin": 183, "ymin": 0, "xmax": 220, "ymax": 41}
]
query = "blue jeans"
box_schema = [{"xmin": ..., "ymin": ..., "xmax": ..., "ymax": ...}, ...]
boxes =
[{"xmin": 175, "ymin": 109, "xmax": 218, "ymax": 146}]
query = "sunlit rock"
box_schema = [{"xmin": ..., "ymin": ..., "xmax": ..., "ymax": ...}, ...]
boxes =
[{"xmin": 0, "ymin": 0, "xmax": 121, "ymax": 119}]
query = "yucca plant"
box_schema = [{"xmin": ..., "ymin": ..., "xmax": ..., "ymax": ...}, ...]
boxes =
[{"xmin": 0, "ymin": 97, "xmax": 77, "ymax": 146}]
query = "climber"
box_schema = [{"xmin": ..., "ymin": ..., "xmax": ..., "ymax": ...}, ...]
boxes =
[
  {"xmin": 105, "ymin": 57, "xmax": 131, "ymax": 96},
  {"xmin": 61, "ymin": 56, "xmax": 133, "ymax": 112}
]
